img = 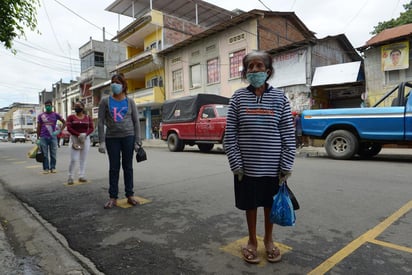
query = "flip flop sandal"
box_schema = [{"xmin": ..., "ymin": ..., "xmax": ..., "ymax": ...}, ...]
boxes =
[
  {"xmin": 241, "ymin": 245, "xmax": 260, "ymax": 264},
  {"xmin": 266, "ymin": 246, "xmax": 281, "ymax": 263},
  {"xmin": 104, "ymin": 199, "xmax": 117, "ymax": 209},
  {"xmin": 127, "ymin": 197, "xmax": 139, "ymax": 206}
]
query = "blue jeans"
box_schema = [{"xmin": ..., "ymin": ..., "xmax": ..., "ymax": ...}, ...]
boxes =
[
  {"xmin": 40, "ymin": 137, "xmax": 57, "ymax": 171},
  {"xmin": 106, "ymin": 136, "xmax": 135, "ymax": 199}
]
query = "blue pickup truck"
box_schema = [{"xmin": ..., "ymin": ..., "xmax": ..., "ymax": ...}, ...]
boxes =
[{"xmin": 301, "ymin": 82, "xmax": 412, "ymax": 159}]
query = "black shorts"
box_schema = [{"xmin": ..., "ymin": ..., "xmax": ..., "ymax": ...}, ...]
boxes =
[{"xmin": 234, "ymin": 175, "xmax": 280, "ymax": 210}]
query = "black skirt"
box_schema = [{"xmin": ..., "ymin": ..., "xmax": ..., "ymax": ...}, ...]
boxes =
[{"xmin": 234, "ymin": 175, "xmax": 280, "ymax": 210}]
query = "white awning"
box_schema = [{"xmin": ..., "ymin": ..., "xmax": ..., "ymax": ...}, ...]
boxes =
[{"xmin": 311, "ymin": 61, "xmax": 361, "ymax": 87}]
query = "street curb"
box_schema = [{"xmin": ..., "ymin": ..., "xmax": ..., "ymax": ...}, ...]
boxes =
[{"xmin": 0, "ymin": 182, "xmax": 103, "ymax": 275}]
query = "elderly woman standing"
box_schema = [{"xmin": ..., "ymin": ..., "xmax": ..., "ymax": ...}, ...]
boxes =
[
  {"xmin": 98, "ymin": 73, "xmax": 142, "ymax": 209},
  {"xmin": 224, "ymin": 51, "xmax": 296, "ymax": 264}
]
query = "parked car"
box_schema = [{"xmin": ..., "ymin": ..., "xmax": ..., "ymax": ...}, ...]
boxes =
[
  {"xmin": 90, "ymin": 128, "xmax": 99, "ymax": 147},
  {"xmin": 160, "ymin": 94, "xmax": 229, "ymax": 152},
  {"xmin": 0, "ymin": 132, "xmax": 8, "ymax": 142},
  {"xmin": 11, "ymin": 132, "xmax": 26, "ymax": 143},
  {"xmin": 301, "ymin": 81, "xmax": 412, "ymax": 159}
]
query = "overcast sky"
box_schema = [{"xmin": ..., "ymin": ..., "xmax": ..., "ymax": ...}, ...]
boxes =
[{"xmin": 1, "ymin": 0, "xmax": 409, "ymax": 107}]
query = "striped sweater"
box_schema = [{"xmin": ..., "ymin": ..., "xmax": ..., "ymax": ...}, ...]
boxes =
[{"xmin": 224, "ymin": 85, "xmax": 296, "ymax": 177}]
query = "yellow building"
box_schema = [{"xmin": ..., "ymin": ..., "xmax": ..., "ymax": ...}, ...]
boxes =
[{"xmin": 105, "ymin": 0, "xmax": 234, "ymax": 139}]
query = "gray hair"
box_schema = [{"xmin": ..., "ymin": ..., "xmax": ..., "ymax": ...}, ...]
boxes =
[{"xmin": 241, "ymin": 51, "xmax": 274, "ymax": 80}]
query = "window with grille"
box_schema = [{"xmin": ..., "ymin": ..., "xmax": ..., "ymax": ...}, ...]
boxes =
[
  {"xmin": 207, "ymin": 58, "xmax": 220, "ymax": 84},
  {"xmin": 229, "ymin": 49, "xmax": 245, "ymax": 78},
  {"xmin": 94, "ymin": 52, "xmax": 104, "ymax": 67},
  {"xmin": 172, "ymin": 70, "xmax": 183, "ymax": 91},
  {"xmin": 146, "ymin": 76, "xmax": 163, "ymax": 88},
  {"xmin": 81, "ymin": 51, "xmax": 104, "ymax": 71},
  {"xmin": 228, "ymin": 33, "xmax": 245, "ymax": 44},
  {"xmin": 190, "ymin": 64, "xmax": 201, "ymax": 88},
  {"xmin": 206, "ymin": 44, "xmax": 216, "ymax": 52},
  {"xmin": 171, "ymin": 57, "xmax": 181, "ymax": 64}
]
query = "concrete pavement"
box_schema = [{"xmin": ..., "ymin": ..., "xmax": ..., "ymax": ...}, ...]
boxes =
[{"xmin": 0, "ymin": 141, "xmax": 411, "ymax": 274}]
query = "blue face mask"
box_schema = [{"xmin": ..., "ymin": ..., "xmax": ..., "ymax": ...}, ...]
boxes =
[
  {"xmin": 111, "ymin": 83, "xmax": 123, "ymax": 95},
  {"xmin": 246, "ymin": 72, "xmax": 268, "ymax": 88}
]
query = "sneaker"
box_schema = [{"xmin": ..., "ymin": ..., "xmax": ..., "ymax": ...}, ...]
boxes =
[
  {"xmin": 42, "ymin": 170, "xmax": 49, "ymax": 174},
  {"xmin": 78, "ymin": 177, "xmax": 87, "ymax": 182},
  {"xmin": 50, "ymin": 169, "xmax": 56, "ymax": 174},
  {"xmin": 67, "ymin": 177, "xmax": 74, "ymax": 185}
]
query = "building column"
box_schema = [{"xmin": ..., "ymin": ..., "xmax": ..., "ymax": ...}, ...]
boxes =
[{"xmin": 145, "ymin": 106, "xmax": 152, "ymax": 140}]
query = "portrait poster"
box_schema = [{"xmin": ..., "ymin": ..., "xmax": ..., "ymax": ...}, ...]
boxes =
[{"xmin": 381, "ymin": 41, "xmax": 409, "ymax": 71}]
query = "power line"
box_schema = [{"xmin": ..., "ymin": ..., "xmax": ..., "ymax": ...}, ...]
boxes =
[
  {"xmin": 52, "ymin": 0, "xmax": 114, "ymax": 37},
  {"xmin": 15, "ymin": 40, "xmax": 80, "ymax": 62},
  {"xmin": 42, "ymin": 0, "xmax": 65, "ymax": 53},
  {"xmin": 342, "ymin": 0, "xmax": 370, "ymax": 32},
  {"xmin": 257, "ymin": 0, "xmax": 272, "ymax": 11}
]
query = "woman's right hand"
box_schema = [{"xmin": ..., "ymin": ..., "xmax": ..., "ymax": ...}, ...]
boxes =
[{"xmin": 98, "ymin": 142, "xmax": 106, "ymax": 154}]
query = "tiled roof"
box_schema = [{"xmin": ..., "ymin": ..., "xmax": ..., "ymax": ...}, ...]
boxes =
[{"xmin": 358, "ymin": 23, "xmax": 412, "ymax": 51}]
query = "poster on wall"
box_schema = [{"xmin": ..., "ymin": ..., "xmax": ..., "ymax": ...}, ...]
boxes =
[
  {"xmin": 381, "ymin": 41, "xmax": 409, "ymax": 71},
  {"xmin": 268, "ymin": 50, "xmax": 307, "ymax": 87}
]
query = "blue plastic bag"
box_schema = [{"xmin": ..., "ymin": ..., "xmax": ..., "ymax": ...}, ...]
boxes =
[{"xmin": 270, "ymin": 183, "xmax": 296, "ymax": 226}]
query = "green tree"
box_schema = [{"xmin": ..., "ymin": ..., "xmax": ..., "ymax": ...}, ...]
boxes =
[
  {"xmin": 372, "ymin": 1, "xmax": 412, "ymax": 34},
  {"xmin": 0, "ymin": 0, "xmax": 40, "ymax": 52}
]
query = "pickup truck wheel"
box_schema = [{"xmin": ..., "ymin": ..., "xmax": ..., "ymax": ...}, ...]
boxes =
[
  {"xmin": 357, "ymin": 142, "xmax": 382, "ymax": 158},
  {"xmin": 167, "ymin": 133, "xmax": 184, "ymax": 152},
  {"xmin": 198, "ymin": 143, "xmax": 214, "ymax": 152},
  {"xmin": 325, "ymin": 130, "xmax": 358, "ymax": 160}
]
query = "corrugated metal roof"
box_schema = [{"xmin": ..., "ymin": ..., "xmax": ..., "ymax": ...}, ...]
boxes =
[
  {"xmin": 159, "ymin": 10, "xmax": 316, "ymax": 55},
  {"xmin": 311, "ymin": 61, "xmax": 362, "ymax": 87},
  {"xmin": 106, "ymin": 0, "xmax": 236, "ymax": 28},
  {"xmin": 358, "ymin": 23, "xmax": 412, "ymax": 51}
]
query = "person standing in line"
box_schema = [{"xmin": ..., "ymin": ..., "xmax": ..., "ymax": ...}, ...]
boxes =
[
  {"xmin": 36, "ymin": 99, "xmax": 66, "ymax": 174},
  {"xmin": 224, "ymin": 51, "xmax": 296, "ymax": 264},
  {"xmin": 66, "ymin": 101, "xmax": 94, "ymax": 185},
  {"xmin": 98, "ymin": 73, "xmax": 142, "ymax": 209},
  {"xmin": 293, "ymin": 111, "xmax": 303, "ymax": 148}
]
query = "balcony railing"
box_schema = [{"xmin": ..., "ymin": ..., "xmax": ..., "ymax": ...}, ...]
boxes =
[{"xmin": 116, "ymin": 49, "xmax": 156, "ymax": 71}]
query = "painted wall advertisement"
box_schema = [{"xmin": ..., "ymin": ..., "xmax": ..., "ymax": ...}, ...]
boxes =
[
  {"xmin": 381, "ymin": 41, "xmax": 409, "ymax": 71},
  {"xmin": 269, "ymin": 50, "xmax": 307, "ymax": 87}
]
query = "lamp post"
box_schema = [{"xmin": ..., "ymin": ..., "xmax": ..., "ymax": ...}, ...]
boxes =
[{"xmin": 65, "ymin": 88, "xmax": 68, "ymax": 118}]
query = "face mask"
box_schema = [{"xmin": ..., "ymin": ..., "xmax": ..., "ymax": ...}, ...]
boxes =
[
  {"xmin": 246, "ymin": 72, "xmax": 268, "ymax": 88},
  {"xmin": 74, "ymin": 107, "xmax": 83, "ymax": 113},
  {"xmin": 45, "ymin": 106, "xmax": 52, "ymax": 113},
  {"xmin": 111, "ymin": 83, "xmax": 123, "ymax": 95}
]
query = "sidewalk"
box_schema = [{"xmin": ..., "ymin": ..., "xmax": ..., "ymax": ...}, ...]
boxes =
[{"xmin": 0, "ymin": 182, "xmax": 102, "ymax": 275}]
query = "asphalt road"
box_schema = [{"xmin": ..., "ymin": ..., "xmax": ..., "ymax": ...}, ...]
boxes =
[{"xmin": 0, "ymin": 142, "xmax": 411, "ymax": 274}]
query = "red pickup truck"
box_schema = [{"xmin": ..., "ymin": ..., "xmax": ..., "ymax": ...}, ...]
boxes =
[{"xmin": 160, "ymin": 94, "xmax": 229, "ymax": 152}]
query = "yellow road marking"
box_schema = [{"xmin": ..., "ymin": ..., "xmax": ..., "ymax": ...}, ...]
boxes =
[
  {"xmin": 369, "ymin": 239, "xmax": 412, "ymax": 254},
  {"xmin": 308, "ymin": 200, "xmax": 412, "ymax": 275},
  {"xmin": 26, "ymin": 165, "xmax": 41, "ymax": 169},
  {"xmin": 220, "ymin": 236, "xmax": 292, "ymax": 266},
  {"xmin": 116, "ymin": 196, "xmax": 151, "ymax": 208}
]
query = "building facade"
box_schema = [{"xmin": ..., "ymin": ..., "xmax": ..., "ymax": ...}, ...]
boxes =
[
  {"xmin": 358, "ymin": 23, "xmax": 412, "ymax": 106},
  {"xmin": 105, "ymin": 0, "xmax": 235, "ymax": 139},
  {"xmin": 160, "ymin": 10, "xmax": 363, "ymax": 113}
]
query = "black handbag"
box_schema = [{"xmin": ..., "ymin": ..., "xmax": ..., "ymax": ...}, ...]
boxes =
[
  {"xmin": 35, "ymin": 147, "xmax": 44, "ymax": 163},
  {"xmin": 285, "ymin": 182, "xmax": 300, "ymax": 210},
  {"xmin": 135, "ymin": 146, "xmax": 147, "ymax": 163}
]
